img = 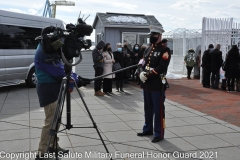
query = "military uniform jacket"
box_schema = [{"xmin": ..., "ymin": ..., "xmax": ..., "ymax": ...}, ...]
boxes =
[{"xmin": 141, "ymin": 44, "xmax": 171, "ymax": 91}]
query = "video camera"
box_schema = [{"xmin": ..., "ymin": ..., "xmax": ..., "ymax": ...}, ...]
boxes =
[{"xmin": 40, "ymin": 18, "xmax": 93, "ymax": 66}]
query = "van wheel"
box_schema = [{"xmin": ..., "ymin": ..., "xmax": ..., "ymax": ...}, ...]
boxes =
[{"xmin": 26, "ymin": 67, "xmax": 37, "ymax": 88}]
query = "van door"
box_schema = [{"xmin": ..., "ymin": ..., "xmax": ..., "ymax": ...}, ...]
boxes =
[{"xmin": 0, "ymin": 24, "xmax": 5, "ymax": 82}]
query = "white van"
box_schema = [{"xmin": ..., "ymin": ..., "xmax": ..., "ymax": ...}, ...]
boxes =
[{"xmin": 0, "ymin": 10, "xmax": 64, "ymax": 88}]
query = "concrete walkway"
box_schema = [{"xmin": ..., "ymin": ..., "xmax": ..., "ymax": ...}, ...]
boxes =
[{"xmin": 0, "ymin": 83, "xmax": 240, "ymax": 160}]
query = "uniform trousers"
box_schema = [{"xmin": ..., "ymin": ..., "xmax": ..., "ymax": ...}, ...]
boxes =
[{"xmin": 142, "ymin": 90, "xmax": 165, "ymax": 138}]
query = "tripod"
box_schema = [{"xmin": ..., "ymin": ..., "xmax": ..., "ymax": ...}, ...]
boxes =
[{"xmin": 46, "ymin": 64, "xmax": 112, "ymax": 160}]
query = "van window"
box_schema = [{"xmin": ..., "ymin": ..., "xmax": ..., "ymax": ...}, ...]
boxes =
[{"xmin": 1, "ymin": 24, "xmax": 41, "ymax": 49}]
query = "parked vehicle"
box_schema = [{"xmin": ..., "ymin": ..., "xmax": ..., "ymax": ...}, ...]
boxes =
[{"xmin": 0, "ymin": 10, "xmax": 64, "ymax": 88}]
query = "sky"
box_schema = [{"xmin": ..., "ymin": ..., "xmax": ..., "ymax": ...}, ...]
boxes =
[{"xmin": 1, "ymin": 0, "xmax": 240, "ymax": 41}]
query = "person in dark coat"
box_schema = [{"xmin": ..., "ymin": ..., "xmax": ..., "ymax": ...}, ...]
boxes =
[
  {"xmin": 210, "ymin": 44, "xmax": 223, "ymax": 89},
  {"xmin": 113, "ymin": 43, "xmax": 125, "ymax": 92},
  {"xmin": 122, "ymin": 42, "xmax": 132, "ymax": 84},
  {"xmin": 225, "ymin": 45, "xmax": 240, "ymax": 92},
  {"xmin": 92, "ymin": 40, "xmax": 106, "ymax": 96},
  {"xmin": 202, "ymin": 44, "xmax": 214, "ymax": 88},
  {"xmin": 131, "ymin": 44, "xmax": 140, "ymax": 82}
]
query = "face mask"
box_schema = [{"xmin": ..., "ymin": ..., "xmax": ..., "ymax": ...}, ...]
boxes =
[
  {"xmin": 107, "ymin": 48, "xmax": 111, "ymax": 51},
  {"xmin": 117, "ymin": 48, "xmax": 122, "ymax": 52},
  {"xmin": 135, "ymin": 47, "xmax": 139, "ymax": 50},
  {"xmin": 150, "ymin": 36, "xmax": 158, "ymax": 44}
]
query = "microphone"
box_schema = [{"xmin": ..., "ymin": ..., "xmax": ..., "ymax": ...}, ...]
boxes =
[
  {"xmin": 134, "ymin": 59, "xmax": 145, "ymax": 76},
  {"xmin": 75, "ymin": 23, "xmax": 93, "ymax": 36}
]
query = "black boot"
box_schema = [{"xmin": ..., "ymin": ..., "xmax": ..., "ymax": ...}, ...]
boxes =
[
  {"xmin": 116, "ymin": 80, "xmax": 119, "ymax": 92},
  {"xmin": 120, "ymin": 80, "xmax": 124, "ymax": 92},
  {"xmin": 132, "ymin": 74, "xmax": 135, "ymax": 82}
]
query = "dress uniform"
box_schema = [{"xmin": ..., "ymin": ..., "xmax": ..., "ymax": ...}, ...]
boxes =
[{"xmin": 137, "ymin": 25, "xmax": 171, "ymax": 143}]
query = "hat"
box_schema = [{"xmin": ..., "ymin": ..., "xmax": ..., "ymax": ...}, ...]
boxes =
[
  {"xmin": 148, "ymin": 25, "xmax": 164, "ymax": 35},
  {"xmin": 96, "ymin": 40, "xmax": 105, "ymax": 49},
  {"xmin": 208, "ymin": 44, "xmax": 214, "ymax": 49},
  {"xmin": 188, "ymin": 48, "xmax": 195, "ymax": 53},
  {"xmin": 161, "ymin": 39, "xmax": 168, "ymax": 44}
]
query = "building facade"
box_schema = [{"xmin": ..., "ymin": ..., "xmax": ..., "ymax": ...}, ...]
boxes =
[{"xmin": 92, "ymin": 12, "xmax": 163, "ymax": 50}]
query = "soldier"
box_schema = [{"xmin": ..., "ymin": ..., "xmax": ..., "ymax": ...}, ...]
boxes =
[{"xmin": 137, "ymin": 25, "xmax": 171, "ymax": 143}]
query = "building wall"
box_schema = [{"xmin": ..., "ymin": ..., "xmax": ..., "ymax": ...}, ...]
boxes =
[
  {"xmin": 105, "ymin": 27, "xmax": 149, "ymax": 51},
  {"xmin": 94, "ymin": 19, "xmax": 104, "ymax": 43}
]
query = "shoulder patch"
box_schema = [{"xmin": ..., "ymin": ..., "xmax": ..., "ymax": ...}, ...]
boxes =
[{"xmin": 162, "ymin": 52, "xmax": 169, "ymax": 60}]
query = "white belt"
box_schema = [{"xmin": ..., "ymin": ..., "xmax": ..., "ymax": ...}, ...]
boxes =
[{"xmin": 145, "ymin": 66, "xmax": 154, "ymax": 71}]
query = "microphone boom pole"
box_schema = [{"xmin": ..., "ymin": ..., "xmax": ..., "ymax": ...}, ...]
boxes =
[{"xmin": 91, "ymin": 64, "xmax": 138, "ymax": 81}]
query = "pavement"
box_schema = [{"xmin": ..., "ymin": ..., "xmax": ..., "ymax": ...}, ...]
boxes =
[{"xmin": 0, "ymin": 80, "xmax": 240, "ymax": 160}]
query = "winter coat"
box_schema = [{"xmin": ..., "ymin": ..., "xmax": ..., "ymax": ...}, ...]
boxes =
[
  {"xmin": 102, "ymin": 51, "xmax": 115, "ymax": 79},
  {"xmin": 113, "ymin": 51, "xmax": 125, "ymax": 80},
  {"xmin": 92, "ymin": 40, "xmax": 105, "ymax": 68},
  {"xmin": 210, "ymin": 49, "xmax": 223, "ymax": 72},
  {"xmin": 184, "ymin": 53, "xmax": 196, "ymax": 67},
  {"xmin": 131, "ymin": 47, "xmax": 140, "ymax": 64},
  {"xmin": 225, "ymin": 50, "xmax": 240, "ymax": 78},
  {"xmin": 122, "ymin": 47, "xmax": 132, "ymax": 78},
  {"xmin": 201, "ymin": 49, "xmax": 212, "ymax": 70}
]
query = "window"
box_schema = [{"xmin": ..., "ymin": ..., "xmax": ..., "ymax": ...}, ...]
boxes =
[
  {"xmin": 122, "ymin": 32, "xmax": 150, "ymax": 48},
  {"xmin": 0, "ymin": 24, "xmax": 3, "ymax": 49},
  {"xmin": 96, "ymin": 33, "xmax": 102, "ymax": 43},
  {"xmin": 0, "ymin": 24, "xmax": 42, "ymax": 49}
]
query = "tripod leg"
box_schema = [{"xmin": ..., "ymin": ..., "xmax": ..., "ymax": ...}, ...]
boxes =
[
  {"xmin": 74, "ymin": 82, "xmax": 111, "ymax": 158},
  {"xmin": 46, "ymin": 79, "xmax": 67, "ymax": 155}
]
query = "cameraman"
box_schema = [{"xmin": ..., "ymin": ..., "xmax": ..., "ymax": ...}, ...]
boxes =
[{"xmin": 34, "ymin": 41, "xmax": 88, "ymax": 160}]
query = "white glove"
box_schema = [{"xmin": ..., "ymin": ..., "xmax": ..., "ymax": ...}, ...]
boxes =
[{"xmin": 140, "ymin": 72, "xmax": 147, "ymax": 83}]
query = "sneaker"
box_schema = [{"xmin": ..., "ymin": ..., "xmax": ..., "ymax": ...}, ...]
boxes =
[
  {"xmin": 94, "ymin": 91, "xmax": 104, "ymax": 96},
  {"xmin": 104, "ymin": 92, "xmax": 111, "ymax": 96}
]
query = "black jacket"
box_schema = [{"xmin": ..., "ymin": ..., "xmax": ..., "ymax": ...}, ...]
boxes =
[
  {"xmin": 202, "ymin": 49, "xmax": 212, "ymax": 69},
  {"xmin": 210, "ymin": 49, "xmax": 223, "ymax": 72},
  {"xmin": 113, "ymin": 51, "xmax": 125, "ymax": 80},
  {"xmin": 141, "ymin": 44, "xmax": 171, "ymax": 91},
  {"xmin": 92, "ymin": 40, "xmax": 105, "ymax": 68},
  {"xmin": 225, "ymin": 50, "xmax": 240, "ymax": 78}
]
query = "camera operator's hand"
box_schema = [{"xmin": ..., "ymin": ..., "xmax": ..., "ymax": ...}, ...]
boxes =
[
  {"xmin": 68, "ymin": 80, "xmax": 75, "ymax": 92},
  {"xmin": 112, "ymin": 59, "xmax": 115, "ymax": 63}
]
